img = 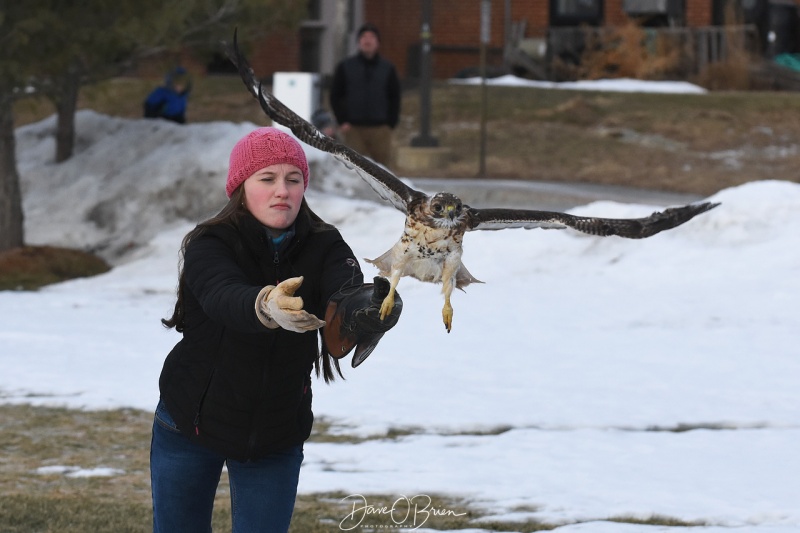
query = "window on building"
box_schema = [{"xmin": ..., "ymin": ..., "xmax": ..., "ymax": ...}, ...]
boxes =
[
  {"xmin": 550, "ymin": 0, "xmax": 603, "ymax": 26},
  {"xmin": 712, "ymin": 0, "xmax": 767, "ymax": 25},
  {"xmin": 623, "ymin": 0, "xmax": 684, "ymax": 27}
]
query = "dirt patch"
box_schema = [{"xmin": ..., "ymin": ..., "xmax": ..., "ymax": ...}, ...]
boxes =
[{"xmin": 0, "ymin": 246, "xmax": 110, "ymax": 291}]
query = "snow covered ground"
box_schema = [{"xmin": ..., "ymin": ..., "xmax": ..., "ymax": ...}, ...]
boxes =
[
  {"xmin": 451, "ymin": 74, "xmax": 709, "ymax": 94},
  {"xmin": 2, "ymin": 78, "xmax": 798, "ymax": 531}
]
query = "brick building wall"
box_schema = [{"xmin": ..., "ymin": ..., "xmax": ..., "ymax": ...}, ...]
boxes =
[
  {"xmin": 685, "ymin": 0, "xmax": 713, "ymax": 26},
  {"xmin": 247, "ymin": 31, "xmax": 302, "ymax": 79},
  {"xmin": 366, "ymin": 0, "xmax": 529, "ymax": 80},
  {"xmin": 242, "ymin": 0, "xmax": 797, "ymax": 81},
  {"xmin": 362, "ymin": 0, "xmax": 420, "ymax": 80},
  {"xmin": 365, "ymin": 0, "xmax": 720, "ymax": 80}
]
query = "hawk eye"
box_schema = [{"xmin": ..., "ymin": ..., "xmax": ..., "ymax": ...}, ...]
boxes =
[{"xmin": 432, "ymin": 204, "xmax": 442, "ymax": 213}]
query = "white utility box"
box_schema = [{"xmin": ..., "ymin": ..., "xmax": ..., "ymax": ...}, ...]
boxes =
[{"xmin": 272, "ymin": 72, "xmax": 321, "ymax": 133}]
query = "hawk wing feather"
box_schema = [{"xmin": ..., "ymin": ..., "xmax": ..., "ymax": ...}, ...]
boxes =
[
  {"xmin": 467, "ymin": 202, "xmax": 719, "ymax": 238},
  {"xmin": 228, "ymin": 32, "xmax": 421, "ymax": 214},
  {"xmin": 227, "ymin": 31, "xmax": 718, "ymax": 241}
]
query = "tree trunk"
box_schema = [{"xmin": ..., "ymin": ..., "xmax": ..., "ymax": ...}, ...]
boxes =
[
  {"xmin": 55, "ymin": 66, "xmax": 80, "ymax": 163},
  {"xmin": 0, "ymin": 94, "xmax": 24, "ymax": 251}
]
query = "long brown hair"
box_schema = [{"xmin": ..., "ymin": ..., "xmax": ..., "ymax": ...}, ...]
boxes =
[{"xmin": 162, "ymin": 187, "xmax": 343, "ymax": 381}]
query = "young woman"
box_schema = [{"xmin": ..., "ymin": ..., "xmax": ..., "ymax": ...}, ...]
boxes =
[{"xmin": 150, "ymin": 127, "xmax": 402, "ymax": 532}]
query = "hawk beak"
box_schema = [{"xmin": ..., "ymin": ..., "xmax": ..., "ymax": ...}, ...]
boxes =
[{"xmin": 446, "ymin": 205, "xmax": 456, "ymax": 220}]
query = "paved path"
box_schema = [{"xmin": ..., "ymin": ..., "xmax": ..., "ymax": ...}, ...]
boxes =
[{"xmin": 410, "ymin": 178, "xmax": 705, "ymax": 211}]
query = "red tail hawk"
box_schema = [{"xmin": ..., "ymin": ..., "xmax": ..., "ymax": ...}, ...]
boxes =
[{"xmin": 229, "ymin": 35, "xmax": 719, "ymax": 332}]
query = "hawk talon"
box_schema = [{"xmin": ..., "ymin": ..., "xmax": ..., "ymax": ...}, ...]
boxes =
[
  {"xmin": 442, "ymin": 303, "xmax": 453, "ymax": 333},
  {"xmin": 379, "ymin": 294, "xmax": 395, "ymax": 322}
]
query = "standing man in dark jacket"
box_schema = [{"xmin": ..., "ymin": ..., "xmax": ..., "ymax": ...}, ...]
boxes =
[
  {"xmin": 330, "ymin": 23, "xmax": 401, "ymax": 167},
  {"xmin": 150, "ymin": 127, "xmax": 402, "ymax": 532}
]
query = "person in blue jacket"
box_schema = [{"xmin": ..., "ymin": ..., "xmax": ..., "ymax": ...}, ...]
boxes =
[{"xmin": 143, "ymin": 67, "xmax": 191, "ymax": 124}]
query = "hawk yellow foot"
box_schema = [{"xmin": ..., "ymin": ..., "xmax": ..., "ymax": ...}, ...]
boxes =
[
  {"xmin": 379, "ymin": 293, "xmax": 395, "ymax": 322},
  {"xmin": 442, "ymin": 302, "xmax": 453, "ymax": 333}
]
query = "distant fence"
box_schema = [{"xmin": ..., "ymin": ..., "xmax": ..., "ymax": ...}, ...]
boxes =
[{"xmin": 663, "ymin": 24, "xmax": 760, "ymax": 71}]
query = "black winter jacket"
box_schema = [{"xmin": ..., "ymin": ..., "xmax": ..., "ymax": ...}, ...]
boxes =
[
  {"xmin": 330, "ymin": 53, "xmax": 401, "ymax": 128},
  {"xmin": 158, "ymin": 210, "xmax": 363, "ymax": 461}
]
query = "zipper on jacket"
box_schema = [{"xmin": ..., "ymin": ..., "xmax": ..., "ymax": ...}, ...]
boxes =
[{"xmin": 270, "ymin": 234, "xmax": 302, "ymax": 285}]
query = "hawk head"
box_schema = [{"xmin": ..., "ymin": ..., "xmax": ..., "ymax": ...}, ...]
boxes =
[{"xmin": 426, "ymin": 193, "xmax": 465, "ymax": 228}]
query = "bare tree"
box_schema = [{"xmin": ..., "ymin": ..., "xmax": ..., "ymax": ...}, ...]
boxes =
[
  {"xmin": 0, "ymin": 94, "xmax": 23, "ymax": 250},
  {"xmin": 0, "ymin": 3, "xmax": 34, "ymax": 250}
]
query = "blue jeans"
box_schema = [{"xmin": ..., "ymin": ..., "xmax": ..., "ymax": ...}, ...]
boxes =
[{"xmin": 150, "ymin": 400, "xmax": 303, "ymax": 533}]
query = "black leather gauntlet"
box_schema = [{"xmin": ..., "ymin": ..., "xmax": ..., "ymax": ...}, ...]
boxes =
[{"xmin": 323, "ymin": 277, "xmax": 403, "ymax": 367}]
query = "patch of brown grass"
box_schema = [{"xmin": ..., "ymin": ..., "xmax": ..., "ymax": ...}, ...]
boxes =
[
  {"xmin": 397, "ymin": 82, "xmax": 800, "ymax": 195},
  {"xmin": 0, "ymin": 246, "xmax": 110, "ymax": 291},
  {"xmin": 0, "ymin": 405, "xmax": 564, "ymax": 532},
  {"xmin": 0, "ymin": 405, "xmax": 151, "ymax": 532},
  {"xmin": 0, "ymin": 405, "xmax": 711, "ymax": 531}
]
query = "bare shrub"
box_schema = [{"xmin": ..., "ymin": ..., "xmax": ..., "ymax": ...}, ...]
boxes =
[
  {"xmin": 692, "ymin": 5, "xmax": 756, "ymax": 90},
  {"xmin": 578, "ymin": 18, "xmax": 683, "ymax": 81}
]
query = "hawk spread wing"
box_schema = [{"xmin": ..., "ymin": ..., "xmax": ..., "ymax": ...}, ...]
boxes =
[
  {"xmin": 465, "ymin": 203, "xmax": 718, "ymax": 238},
  {"xmin": 228, "ymin": 34, "xmax": 719, "ymax": 333}
]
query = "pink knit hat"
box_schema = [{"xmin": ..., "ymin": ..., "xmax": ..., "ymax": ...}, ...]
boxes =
[{"xmin": 226, "ymin": 127, "xmax": 309, "ymax": 197}]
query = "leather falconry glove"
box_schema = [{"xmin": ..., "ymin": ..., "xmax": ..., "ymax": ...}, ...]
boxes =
[
  {"xmin": 256, "ymin": 276, "xmax": 326, "ymax": 333},
  {"xmin": 324, "ymin": 276, "xmax": 403, "ymax": 367}
]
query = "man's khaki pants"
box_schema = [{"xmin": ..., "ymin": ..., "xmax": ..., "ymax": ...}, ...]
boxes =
[{"xmin": 344, "ymin": 125, "xmax": 393, "ymax": 167}]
